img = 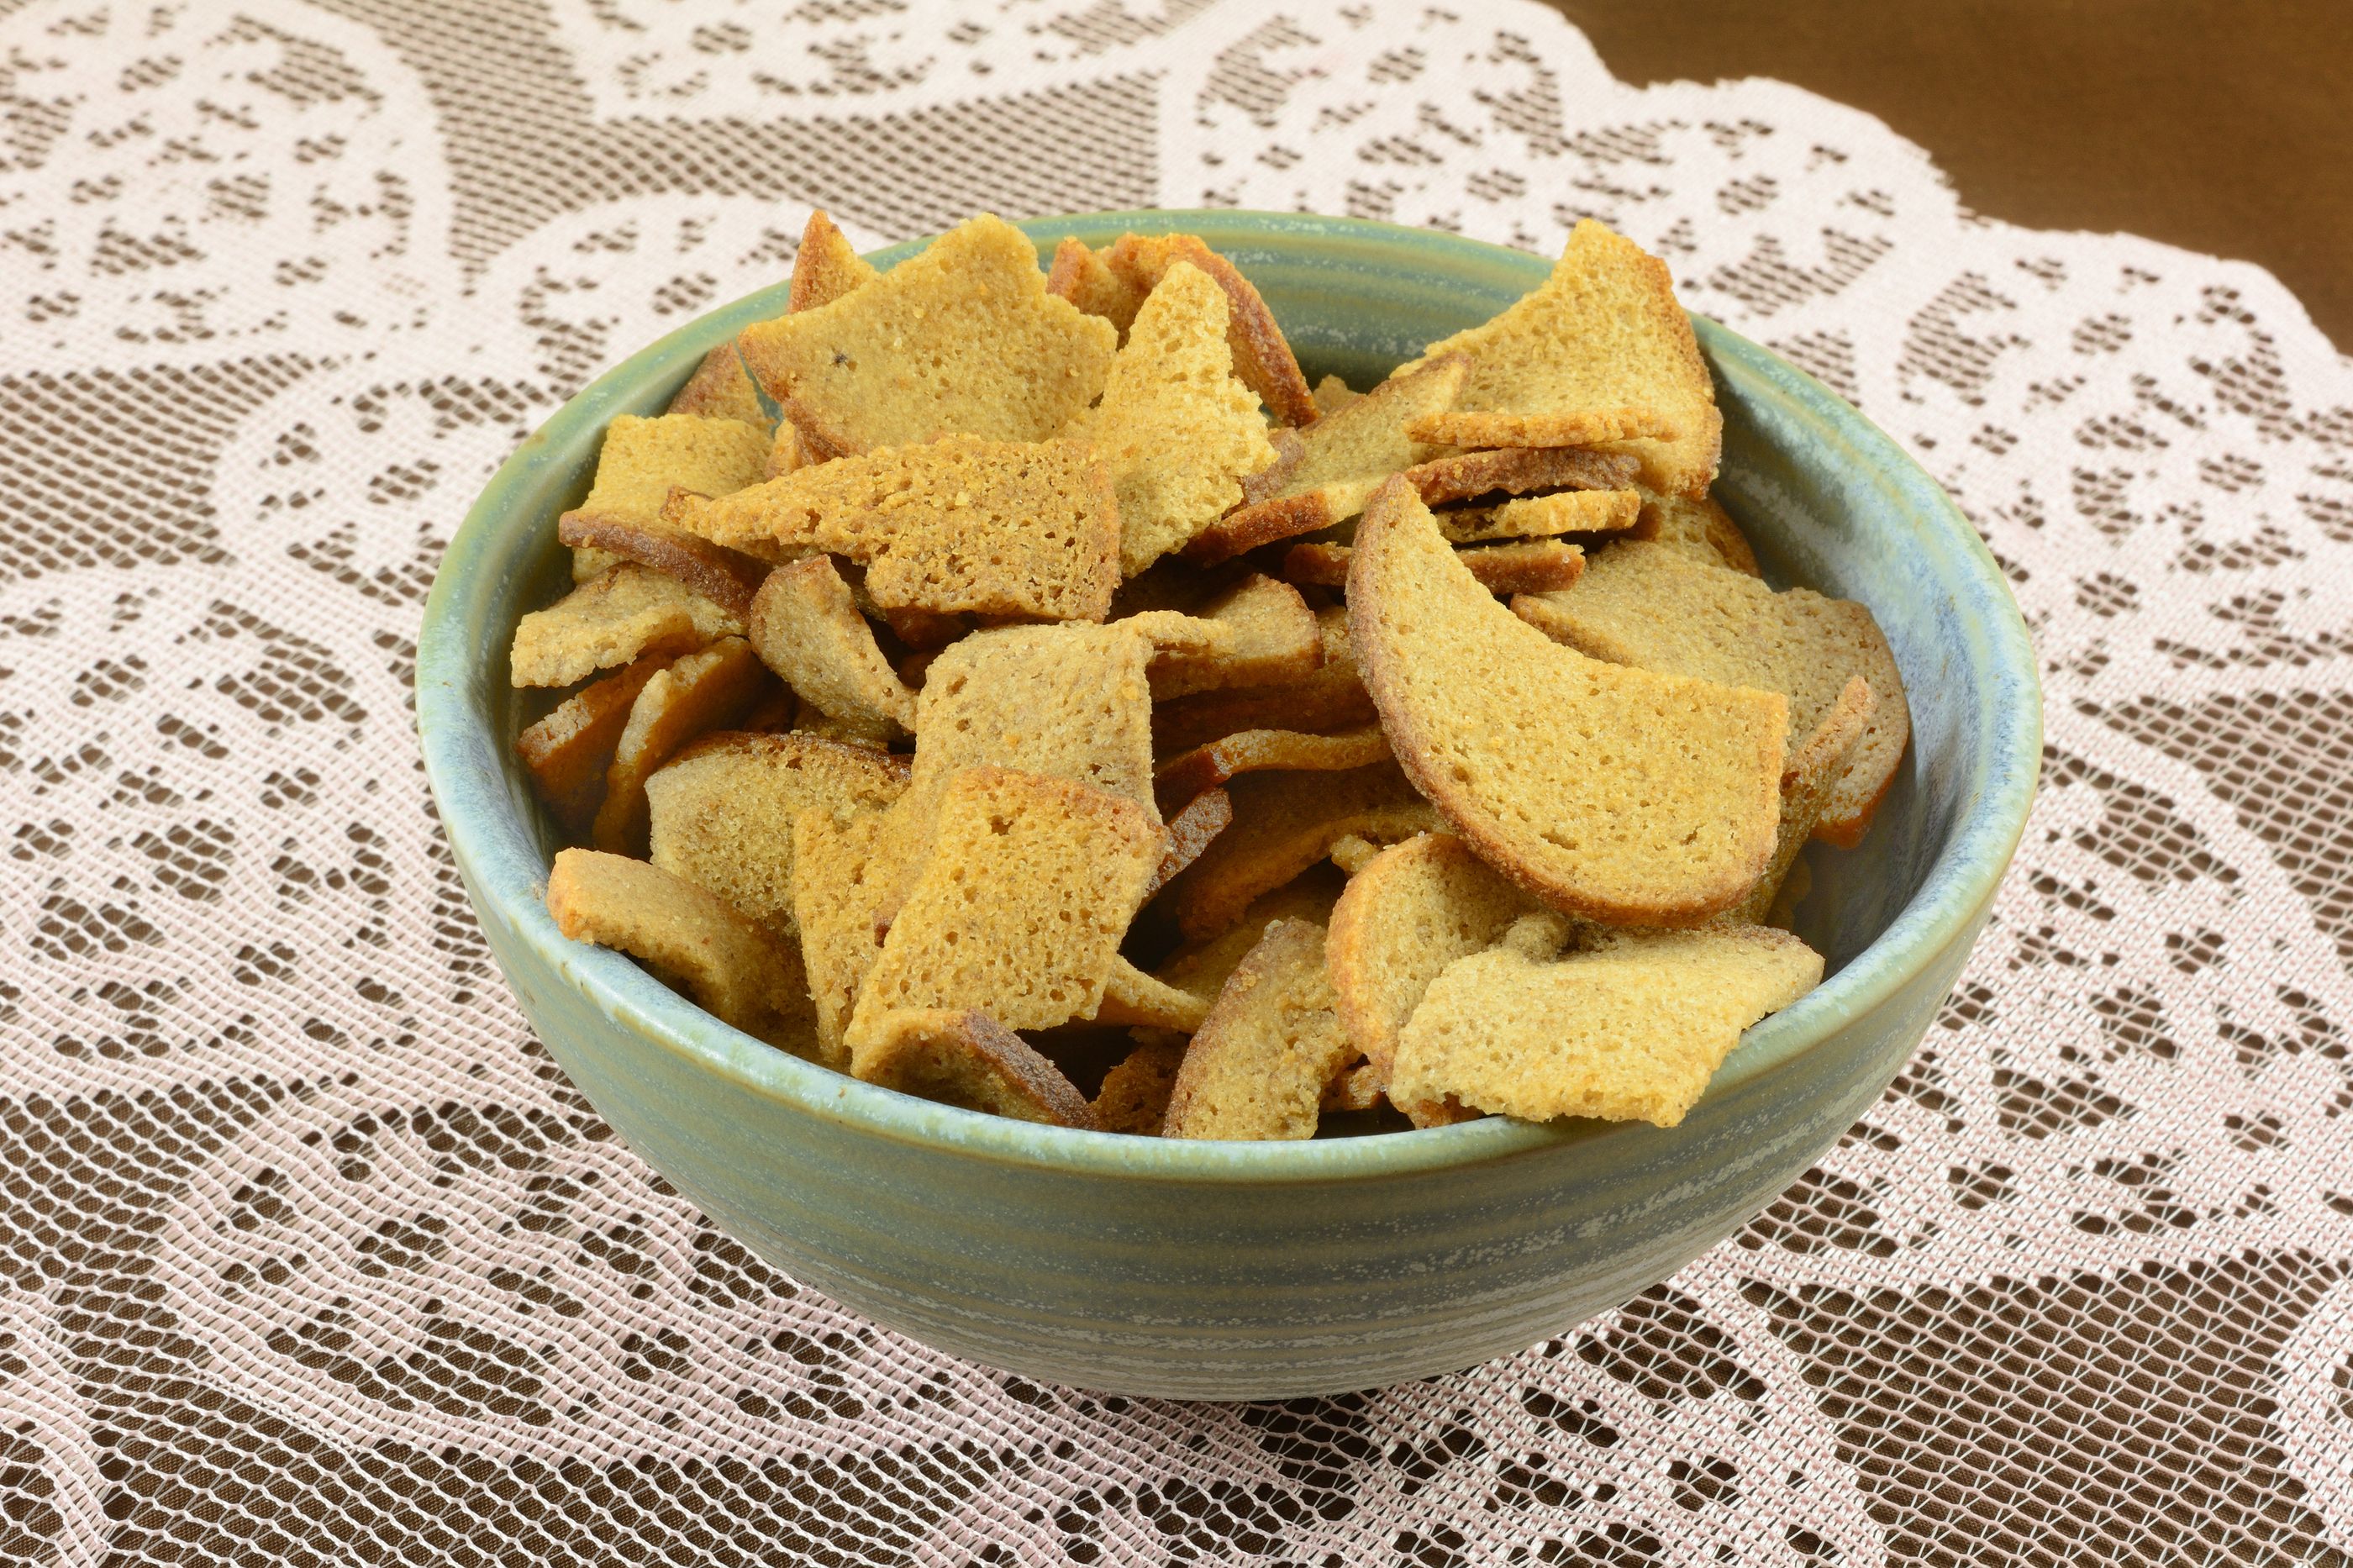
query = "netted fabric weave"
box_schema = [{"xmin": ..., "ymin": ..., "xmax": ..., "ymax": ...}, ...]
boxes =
[{"xmin": 2, "ymin": 1, "xmax": 2350, "ymax": 1562}]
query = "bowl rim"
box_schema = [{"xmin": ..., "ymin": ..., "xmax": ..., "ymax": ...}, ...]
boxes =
[{"xmin": 416, "ymin": 208, "xmax": 2042, "ymax": 1185}]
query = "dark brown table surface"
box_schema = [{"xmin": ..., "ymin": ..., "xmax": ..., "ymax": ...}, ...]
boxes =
[{"xmin": 1556, "ymin": 0, "xmax": 2353, "ymax": 350}]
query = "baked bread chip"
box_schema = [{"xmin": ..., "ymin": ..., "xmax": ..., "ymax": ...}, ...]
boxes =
[
  {"xmin": 1350, "ymin": 479, "xmax": 1786, "ymax": 926},
  {"xmin": 1439, "ymin": 488, "xmax": 1643, "ymax": 543},
  {"xmin": 1187, "ymin": 354, "xmax": 1470, "ymax": 563},
  {"xmin": 738, "ymin": 214, "xmax": 1116, "ymax": 460},
  {"xmin": 1629, "ymin": 488, "xmax": 1762, "ymax": 577},
  {"xmin": 792, "ymin": 806, "xmax": 898, "ymax": 1064},
  {"xmin": 1144, "ymin": 787, "xmax": 1231, "ymax": 900},
  {"xmin": 794, "ymin": 709, "xmax": 892, "ymax": 750},
  {"xmin": 845, "ymin": 767, "xmax": 1161, "ymax": 1048},
  {"xmin": 1325, "ymin": 833, "xmax": 1542, "ymax": 1129},
  {"xmin": 1092, "ymin": 1036, "xmax": 1186, "ymax": 1134},
  {"xmin": 591, "ymin": 637, "xmax": 773, "ymax": 855},
  {"xmin": 1282, "ymin": 539, "xmax": 1586, "ymax": 596},
  {"xmin": 1727, "ymin": 676, "xmax": 1874, "ymax": 924},
  {"xmin": 1154, "ymin": 724, "xmax": 1388, "ymax": 816},
  {"xmin": 509, "ymin": 563, "xmax": 740, "ymax": 688},
  {"xmin": 788, "ymin": 209, "xmax": 878, "ymax": 314},
  {"xmin": 546, "ymin": 849, "xmax": 817, "ymax": 1056},
  {"xmin": 1391, "ymin": 924, "xmax": 1822, "ymax": 1127},
  {"xmin": 555, "ymin": 514, "xmax": 771, "ymax": 620},
  {"xmin": 1511, "ymin": 538, "xmax": 1907, "ymax": 845},
  {"xmin": 1311, "ymin": 375, "xmax": 1359, "ymax": 418},
  {"xmin": 1045, "ymin": 237, "xmax": 1136, "ymax": 329},
  {"xmin": 1088, "ymin": 957, "xmax": 1213, "ymax": 1033},
  {"xmin": 1401, "ymin": 220, "xmax": 1723, "ymax": 497},
  {"xmin": 745, "ymin": 557, "xmax": 918, "ymax": 743},
  {"xmin": 1063, "ymin": 261, "xmax": 1280, "ymax": 575},
  {"xmin": 1161, "ymin": 918, "xmax": 1355, "ymax": 1141},
  {"xmin": 515, "ymin": 653, "xmax": 675, "ymax": 836},
  {"xmin": 645, "ymin": 730, "xmax": 910, "ymax": 939},
  {"xmin": 1162, "ymin": 759, "xmax": 1442, "ymax": 940},
  {"xmin": 1134, "ymin": 572, "xmax": 1319, "ymax": 701},
  {"xmin": 1320, "ymin": 1062, "xmax": 1382, "ymax": 1113},
  {"xmin": 1402, "ymin": 444, "xmax": 1639, "ymax": 507},
  {"xmin": 764, "ymin": 421, "xmax": 804, "ymax": 481},
  {"xmin": 666, "ymin": 434, "xmax": 1119, "ymax": 623},
  {"xmin": 1152, "ymin": 605, "xmax": 1376, "ymax": 754},
  {"xmin": 911, "ymin": 623, "xmax": 1158, "ymax": 820},
  {"xmin": 1153, "ymin": 866, "xmax": 1345, "ymax": 1008},
  {"xmin": 850, "ymin": 1008, "xmax": 1099, "ymax": 1129},
  {"xmin": 562, "ymin": 413, "xmax": 771, "ymax": 531},
  {"xmin": 666, "ymin": 345, "xmax": 771, "ymax": 430}
]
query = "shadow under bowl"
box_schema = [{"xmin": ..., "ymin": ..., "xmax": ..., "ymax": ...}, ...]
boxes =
[{"xmin": 416, "ymin": 210, "xmax": 2041, "ymax": 1400}]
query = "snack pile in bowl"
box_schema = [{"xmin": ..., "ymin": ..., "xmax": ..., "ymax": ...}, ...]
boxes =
[{"xmin": 513, "ymin": 211, "xmax": 1911, "ymax": 1139}]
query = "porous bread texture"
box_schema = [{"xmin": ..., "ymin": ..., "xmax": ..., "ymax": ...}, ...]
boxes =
[
  {"xmin": 1400, "ymin": 219, "xmax": 1723, "ymax": 497},
  {"xmin": 795, "ymin": 708, "xmax": 892, "ymax": 750},
  {"xmin": 1061, "ymin": 261, "xmax": 1280, "ymax": 575},
  {"xmin": 910, "ymin": 623, "xmax": 1158, "ymax": 822},
  {"xmin": 665, "ymin": 345, "xmax": 771, "ymax": 430},
  {"xmin": 645, "ymin": 730, "xmax": 910, "ymax": 940},
  {"xmin": 1512, "ymin": 537, "xmax": 1908, "ymax": 845},
  {"xmin": 1320, "ymin": 1062, "xmax": 1382, "ymax": 1113},
  {"xmin": 1152, "ymin": 867, "xmax": 1345, "ymax": 1010},
  {"xmin": 1349, "ymin": 478, "xmax": 1787, "ymax": 926},
  {"xmin": 1439, "ymin": 488, "xmax": 1644, "ymax": 543},
  {"xmin": 1092, "ymin": 1037, "xmax": 1187, "ymax": 1134},
  {"xmin": 555, "ymin": 514, "xmax": 770, "ymax": 620},
  {"xmin": 1325, "ymin": 832, "xmax": 1542, "ymax": 1126},
  {"xmin": 1133, "ymin": 572, "xmax": 1319, "ymax": 702},
  {"xmin": 738, "ymin": 214, "xmax": 1116, "ymax": 460},
  {"xmin": 1142, "ymin": 787, "xmax": 1231, "ymax": 900},
  {"xmin": 515, "ymin": 654, "xmax": 673, "ymax": 835},
  {"xmin": 1152, "ymin": 605, "xmax": 1376, "ymax": 754},
  {"xmin": 509, "ymin": 563, "xmax": 740, "ymax": 688},
  {"xmin": 665, "ymin": 434, "xmax": 1119, "ymax": 623},
  {"xmin": 1050, "ymin": 232, "xmax": 1318, "ymax": 426},
  {"xmin": 546, "ymin": 849, "xmax": 817, "ymax": 1057},
  {"xmin": 591, "ymin": 637, "xmax": 772, "ymax": 856},
  {"xmin": 745, "ymin": 557, "xmax": 918, "ymax": 743},
  {"xmin": 850, "ymin": 1008, "xmax": 1098, "ymax": 1129},
  {"xmin": 845, "ymin": 766, "xmax": 1161, "ymax": 1049},
  {"xmin": 764, "ymin": 422, "xmax": 803, "ymax": 481},
  {"xmin": 1629, "ymin": 489, "xmax": 1761, "ymax": 576},
  {"xmin": 1154, "ymin": 723, "xmax": 1389, "ymax": 817},
  {"xmin": 1402, "ymin": 444, "xmax": 1638, "ymax": 507},
  {"xmin": 1390, "ymin": 924, "xmax": 1823, "ymax": 1127},
  {"xmin": 788, "ymin": 210, "xmax": 877, "ymax": 314},
  {"xmin": 1188, "ymin": 353, "xmax": 1470, "ymax": 563},
  {"xmin": 1726, "ymin": 676, "xmax": 1874, "ymax": 924},
  {"xmin": 564, "ymin": 413, "xmax": 770, "ymax": 530},
  {"xmin": 1088, "ymin": 957, "xmax": 1213, "ymax": 1033},
  {"xmin": 791, "ymin": 806, "xmax": 896, "ymax": 1064},
  {"xmin": 1162, "ymin": 759, "xmax": 1442, "ymax": 940},
  {"xmin": 1310, "ymin": 375, "xmax": 1359, "ymax": 417},
  {"xmin": 1161, "ymin": 918, "xmax": 1355, "ymax": 1141},
  {"xmin": 1283, "ymin": 539, "xmax": 1586, "ymax": 596}
]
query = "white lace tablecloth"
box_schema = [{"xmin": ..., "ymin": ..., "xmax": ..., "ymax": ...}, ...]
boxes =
[{"xmin": 3, "ymin": 1, "xmax": 2350, "ymax": 1561}]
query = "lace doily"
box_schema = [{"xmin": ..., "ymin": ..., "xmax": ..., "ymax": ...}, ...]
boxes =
[{"xmin": 3, "ymin": 1, "xmax": 2349, "ymax": 1560}]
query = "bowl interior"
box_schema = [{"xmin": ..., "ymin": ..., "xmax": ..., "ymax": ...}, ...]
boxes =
[{"xmin": 418, "ymin": 210, "xmax": 2040, "ymax": 1176}]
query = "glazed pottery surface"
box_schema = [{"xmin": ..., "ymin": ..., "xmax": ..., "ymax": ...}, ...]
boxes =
[{"xmin": 415, "ymin": 211, "xmax": 2041, "ymax": 1399}]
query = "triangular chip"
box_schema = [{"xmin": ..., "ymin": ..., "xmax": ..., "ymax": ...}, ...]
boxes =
[
  {"xmin": 1161, "ymin": 918, "xmax": 1354, "ymax": 1140},
  {"xmin": 546, "ymin": 849, "xmax": 816, "ymax": 1057},
  {"xmin": 509, "ymin": 563, "xmax": 739, "ymax": 688},
  {"xmin": 1064, "ymin": 261, "xmax": 1279, "ymax": 574},
  {"xmin": 1511, "ymin": 538, "xmax": 1907, "ymax": 845},
  {"xmin": 645, "ymin": 730, "xmax": 909, "ymax": 940},
  {"xmin": 1401, "ymin": 219, "xmax": 1723, "ymax": 497},
  {"xmin": 1391, "ymin": 925, "xmax": 1822, "ymax": 1127},
  {"xmin": 666, "ymin": 434, "xmax": 1119, "ymax": 622},
  {"xmin": 1045, "ymin": 236, "xmax": 1140, "ymax": 329},
  {"xmin": 850, "ymin": 1008, "xmax": 1098, "ymax": 1129},
  {"xmin": 738, "ymin": 214, "xmax": 1116, "ymax": 460},
  {"xmin": 788, "ymin": 209, "xmax": 877, "ymax": 314},
  {"xmin": 1187, "ymin": 354, "xmax": 1471, "ymax": 562},
  {"xmin": 1350, "ymin": 478, "xmax": 1786, "ymax": 924},
  {"xmin": 846, "ymin": 767, "xmax": 1161, "ymax": 1046},
  {"xmin": 745, "ymin": 557, "xmax": 918, "ymax": 743}
]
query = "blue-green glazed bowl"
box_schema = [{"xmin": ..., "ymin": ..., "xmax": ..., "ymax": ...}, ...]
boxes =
[{"xmin": 416, "ymin": 211, "xmax": 2040, "ymax": 1399}]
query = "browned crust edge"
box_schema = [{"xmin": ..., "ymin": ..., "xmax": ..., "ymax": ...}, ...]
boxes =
[{"xmin": 555, "ymin": 513, "xmax": 770, "ymax": 621}]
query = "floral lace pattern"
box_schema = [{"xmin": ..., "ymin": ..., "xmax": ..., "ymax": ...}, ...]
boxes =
[{"xmin": 2, "ymin": 0, "xmax": 2349, "ymax": 1560}]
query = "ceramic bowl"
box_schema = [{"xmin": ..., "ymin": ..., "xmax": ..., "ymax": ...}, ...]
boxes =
[{"xmin": 415, "ymin": 210, "xmax": 2040, "ymax": 1400}]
